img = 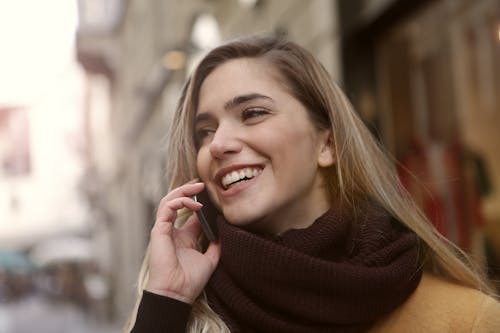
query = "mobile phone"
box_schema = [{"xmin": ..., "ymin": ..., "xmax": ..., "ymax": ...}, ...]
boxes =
[{"xmin": 193, "ymin": 189, "xmax": 219, "ymax": 241}]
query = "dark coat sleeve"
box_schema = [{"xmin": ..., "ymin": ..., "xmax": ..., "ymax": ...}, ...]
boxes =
[{"xmin": 130, "ymin": 290, "xmax": 192, "ymax": 333}]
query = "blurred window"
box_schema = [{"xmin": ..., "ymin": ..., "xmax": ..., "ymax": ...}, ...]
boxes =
[
  {"xmin": 191, "ymin": 13, "xmax": 221, "ymax": 50},
  {"xmin": 77, "ymin": 0, "xmax": 124, "ymax": 33}
]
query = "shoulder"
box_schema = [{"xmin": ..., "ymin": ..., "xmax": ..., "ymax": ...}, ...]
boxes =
[{"xmin": 370, "ymin": 273, "xmax": 500, "ymax": 333}]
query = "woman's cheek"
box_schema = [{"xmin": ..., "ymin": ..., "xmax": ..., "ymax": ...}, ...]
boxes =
[{"xmin": 196, "ymin": 149, "xmax": 210, "ymax": 182}]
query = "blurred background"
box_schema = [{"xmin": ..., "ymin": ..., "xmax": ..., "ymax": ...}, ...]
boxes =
[{"xmin": 0, "ymin": 0, "xmax": 499, "ymax": 332}]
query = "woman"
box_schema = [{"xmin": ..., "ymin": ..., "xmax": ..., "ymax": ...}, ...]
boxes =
[{"xmin": 127, "ymin": 35, "xmax": 500, "ymax": 332}]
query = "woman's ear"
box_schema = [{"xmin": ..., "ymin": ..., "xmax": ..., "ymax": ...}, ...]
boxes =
[{"xmin": 317, "ymin": 130, "xmax": 335, "ymax": 168}]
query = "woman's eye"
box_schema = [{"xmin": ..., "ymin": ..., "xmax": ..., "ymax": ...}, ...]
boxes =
[
  {"xmin": 194, "ymin": 128, "xmax": 215, "ymax": 147},
  {"xmin": 241, "ymin": 108, "xmax": 269, "ymax": 121}
]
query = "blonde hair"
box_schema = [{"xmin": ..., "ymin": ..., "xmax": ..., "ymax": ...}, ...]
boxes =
[{"xmin": 125, "ymin": 35, "xmax": 492, "ymax": 332}]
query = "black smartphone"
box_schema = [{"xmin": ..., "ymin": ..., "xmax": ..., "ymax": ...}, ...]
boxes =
[{"xmin": 193, "ymin": 189, "xmax": 219, "ymax": 241}]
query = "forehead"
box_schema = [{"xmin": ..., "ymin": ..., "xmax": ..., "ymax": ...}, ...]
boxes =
[{"xmin": 197, "ymin": 58, "xmax": 285, "ymax": 110}]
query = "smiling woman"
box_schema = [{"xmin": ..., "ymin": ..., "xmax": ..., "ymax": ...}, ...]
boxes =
[
  {"xmin": 194, "ymin": 58, "xmax": 333, "ymax": 233},
  {"xmin": 126, "ymin": 35, "xmax": 500, "ymax": 333}
]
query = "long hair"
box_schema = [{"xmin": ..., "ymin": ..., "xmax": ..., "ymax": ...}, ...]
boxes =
[{"xmin": 125, "ymin": 35, "xmax": 492, "ymax": 332}]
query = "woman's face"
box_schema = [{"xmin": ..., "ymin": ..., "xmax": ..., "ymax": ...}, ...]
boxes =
[{"xmin": 195, "ymin": 58, "xmax": 334, "ymax": 234}]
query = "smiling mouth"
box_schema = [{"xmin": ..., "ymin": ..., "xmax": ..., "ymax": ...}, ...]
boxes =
[{"xmin": 221, "ymin": 167, "xmax": 262, "ymax": 190}]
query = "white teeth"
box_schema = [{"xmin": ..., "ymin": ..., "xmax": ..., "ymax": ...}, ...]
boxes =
[
  {"xmin": 230, "ymin": 171, "xmax": 239, "ymax": 183},
  {"xmin": 245, "ymin": 169, "xmax": 252, "ymax": 178},
  {"xmin": 221, "ymin": 167, "xmax": 262, "ymax": 189}
]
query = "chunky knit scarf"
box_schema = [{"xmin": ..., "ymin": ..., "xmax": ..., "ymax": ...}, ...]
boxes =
[{"xmin": 205, "ymin": 202, "xmax": 423, "ymax": 333}]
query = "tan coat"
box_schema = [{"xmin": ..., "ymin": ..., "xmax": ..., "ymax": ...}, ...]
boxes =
[{"xmin": 370, "ymin": 273, "xmax": 500, "ymax": 332}]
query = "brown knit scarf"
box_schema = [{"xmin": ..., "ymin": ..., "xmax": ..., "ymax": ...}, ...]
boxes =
[{"xmin": 205, "ymin": 201, "xmax": 423, "ymax": 333}]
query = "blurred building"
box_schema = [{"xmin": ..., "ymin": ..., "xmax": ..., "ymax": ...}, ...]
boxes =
[
  {"xmin": 339, "ymin": 0, "xmax": 500, "ymax": 267},
  {"xmin": 75, "ymin": 0, "xmax": 500, "ymax": 323},
  {"xmin": 0, "ymin": 64, "xmax": 88, "ymax": 249}
]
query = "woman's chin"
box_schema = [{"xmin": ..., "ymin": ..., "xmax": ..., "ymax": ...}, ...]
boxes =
[
  {"xmin": 223, "ymin": 209, "xmax": 263, "ymax": 228},
  {"xmin": 224, "ymin": 213, "xmax": 257, "ymax": 227},
  {"xmin": 224, "ymin": 211, "xmax": 278, "ymax": 235}
]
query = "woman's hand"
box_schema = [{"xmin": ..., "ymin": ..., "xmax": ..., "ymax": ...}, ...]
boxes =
[{"xmin": 145, "ymin": 180, "xmax": 221, "ymax": 304}]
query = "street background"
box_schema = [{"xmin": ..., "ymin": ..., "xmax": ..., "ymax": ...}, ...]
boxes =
[{"xmin": 1, "ymin": 0, "xmax": 499, "ymax": 332}]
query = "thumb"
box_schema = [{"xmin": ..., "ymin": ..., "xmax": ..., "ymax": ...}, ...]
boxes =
[{"xmin": 204, "ymin": 241, "xmax": 221, "ymax": 268}]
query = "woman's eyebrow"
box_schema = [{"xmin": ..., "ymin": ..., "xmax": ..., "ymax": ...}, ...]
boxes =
[
  {"xmin": 223, "ymin": 93, "xmax": 273, "ymax": 110},
  {"xmin": 195, "ymin": 93, "xmax": 274, "ymax": 124}
]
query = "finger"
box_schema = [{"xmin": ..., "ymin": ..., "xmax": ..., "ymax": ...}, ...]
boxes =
[
  {"xmin": 163, "ymin": 182, "xmax": 204, "ymax": 202},
  {"xmin": 156, "ymin": 181, "xmax": 204, "ymax": 221},
  {"xmin": 173, "ymin": 214, "xmax": 203, "ymax": 249},
  {"xmin": 179, "ymin": 214, "xmax": 203, "ymax": 239},
  {"xmin": 150, "ymin": 218, "xmax": 175, "ymax": 239},
  {"xmin": 156, "ymin": 197, "xmax": 202, "ymax": 222}
]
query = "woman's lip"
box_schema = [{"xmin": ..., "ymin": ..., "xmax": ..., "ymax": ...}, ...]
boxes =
[
  {"xmin": 218, "ymin": 171, "xmax": 260, "ymax": 197},
  {"xmin": 214, "ymin": 163, "xmax": 264, "ymax": 187}
]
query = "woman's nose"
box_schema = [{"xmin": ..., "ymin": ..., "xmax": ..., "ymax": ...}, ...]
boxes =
[{"xmin": 208, "ymin": 124, "xmax": 242, "ymax": 159}]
